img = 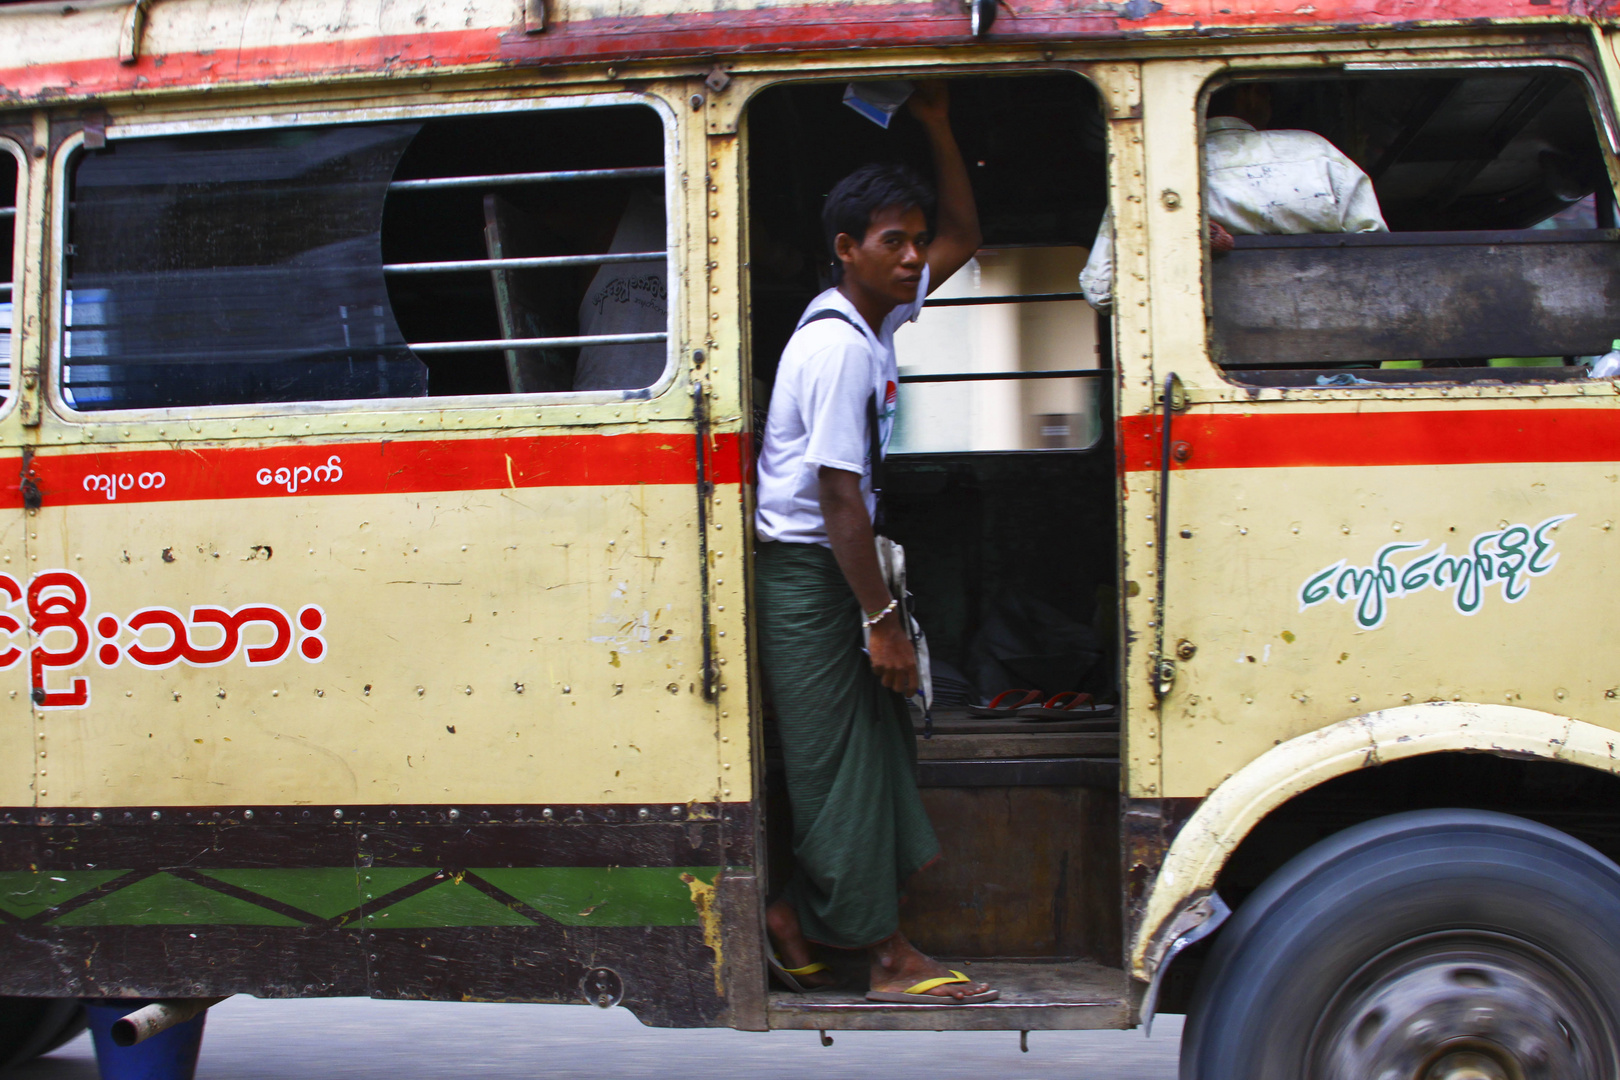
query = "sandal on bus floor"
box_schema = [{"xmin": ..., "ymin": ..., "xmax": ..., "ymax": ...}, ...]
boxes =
[
  {"xmin": 1018, "ymin": 690, "xmax": 1097, "ymax": 719},
  {"xmin": 865, "ymin": 972, "xmax": 1000, "ymax": 1005},
  {"xmin": 967, "ymin": 689, "xmax": 1043, "ymax": 717},
  {"xmin": 767, "ymin": 952, "xmax": 835, "ymax": 993}
]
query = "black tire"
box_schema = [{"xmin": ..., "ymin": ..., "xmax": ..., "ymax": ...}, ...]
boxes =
[
  {"xmin": 0, "ymin": 998, "xmax": 86, "ymax": 1072},
  {"xmin": 1181, "ymin": 809, "xmax": 1620, "ymax": 1080}
]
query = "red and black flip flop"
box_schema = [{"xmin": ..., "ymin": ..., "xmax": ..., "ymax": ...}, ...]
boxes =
[
  {"xmin": 1018, "ymin": 690, "xmax": 1098, "ymax": 719},
  {"xmin": 967, "ymin": 689, "xmax": 1043, "ymax": 717}
]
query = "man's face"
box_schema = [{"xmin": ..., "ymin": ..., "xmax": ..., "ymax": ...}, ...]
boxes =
[{"xmin": 836, "ymin": 204, "xmax": 930, "ymax": 308}]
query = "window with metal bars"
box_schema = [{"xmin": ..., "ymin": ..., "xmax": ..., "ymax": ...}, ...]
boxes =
[
  {"xmin": 1203, "ymin": 69, "xmax": 1620, "ymax": 386},
  {"xmin": 59, "ymin": 103, "xmax": 669, "ymax": 412}
]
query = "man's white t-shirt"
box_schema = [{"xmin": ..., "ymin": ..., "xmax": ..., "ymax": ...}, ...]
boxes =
[{"xmin": 755, "ymin": 265, "xmax": 929, "ymax": 547}]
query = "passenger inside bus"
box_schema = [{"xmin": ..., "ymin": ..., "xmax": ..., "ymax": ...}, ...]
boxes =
[{"xmin": 1080, "ymin": 83, "xmax": 1388, "ymax": 311}]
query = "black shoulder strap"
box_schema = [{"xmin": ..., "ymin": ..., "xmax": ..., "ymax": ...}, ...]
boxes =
[
  {"xmin": 800, "ymin": 308, "xmax": 865, "ymax": 333},
  {"xmin": 801, "ymin": 309, "xmax": 885, "ymax": 532}
]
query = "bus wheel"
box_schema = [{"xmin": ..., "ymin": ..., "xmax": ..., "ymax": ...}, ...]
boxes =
[
  {"xmin": 0, "ymin": 998, "xmax": 87, "ymax": 1069},
  {"xmin": 1180, "ymin": 809, "xmax": 1620, "ymax": 1080}
]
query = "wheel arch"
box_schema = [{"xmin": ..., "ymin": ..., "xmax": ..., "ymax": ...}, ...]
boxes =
[{"xmin": 1131, "ymin": 701, "xmax": 1620, "ymax": 982}]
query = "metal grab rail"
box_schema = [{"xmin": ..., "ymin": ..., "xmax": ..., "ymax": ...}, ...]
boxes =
[
  {"xmin": 389, "ymin": 166, "xmax": 664, "ymax": 192},
  {"xmin": 922, "ymin": 291, "xmax": 1086, "ymax": 308},
  {"xmin": 384, "ymin": 251, "xmax": 664, "ymax": 274},
  {"xmin": 899, "ymin": 368, "xmax": 1107, "ymax": 384},
  {"xmin": 408, "ymin": 331, "xmax": 666, "ymax": 354}
]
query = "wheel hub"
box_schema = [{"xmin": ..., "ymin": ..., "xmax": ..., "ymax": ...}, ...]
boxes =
[{"xmin": 1310, "ymin": 934, "xmax": 1613, "ymax": 1080}]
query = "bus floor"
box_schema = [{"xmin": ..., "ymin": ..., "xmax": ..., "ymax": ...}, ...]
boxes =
[{"xmin": 766, "ymin": 957, "xmax": 1128, "ymax": 1031}]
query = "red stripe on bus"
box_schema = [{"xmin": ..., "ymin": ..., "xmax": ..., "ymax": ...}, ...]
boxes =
[
  {"xmin": 1119, "ymin": 408, "xmax": 1620, "ymax": 473},
  {"xmin": 0, "ymin": 431, "xmax": 741, "ymax": 509},
  {"xmin": 0, "ymin": 0, "xmax": 1568, "ymax": 99}
]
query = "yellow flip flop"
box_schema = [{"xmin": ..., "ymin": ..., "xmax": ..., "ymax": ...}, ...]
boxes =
[
  {"xmin": 768, "ymin": 952, "xmax": 835, "ymax": 993},
  {"xmin": 865, "ymin": 970, "xmax": 999, "ymax": 1004}
]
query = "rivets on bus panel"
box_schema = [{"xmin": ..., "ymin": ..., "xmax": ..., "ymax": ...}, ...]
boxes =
[
  {"xmin": 638, "ymin": 808, "xmax": 650, "ymax": 821},
  {"xmin": 333, "ymin": 809, "xmax": 344, "ymax": 820},
  {"xmin": 151, "ymin": 811, "xmax": 162, "ymax": 820},
  {"xmin": 92, "ymin": 812, "xmax": 102, "ymax": 822},
  {"xmin": 416, "ymin": 686, "xmax": 425, "ymax": 696},
  {"xmin": 543, "ymin": 808, "xmax": 554, "ymax": 819},
  {"xmin": 244, "ymin": 809, "xmax": 253, "ymax": 819},
  {"xmin": 514, "ymin": 683, "xmax": 525, "ymax": 694}
]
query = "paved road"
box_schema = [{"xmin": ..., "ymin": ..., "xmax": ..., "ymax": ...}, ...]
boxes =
[{"xmin": 15, "ymin": 998, "xmax": 1183, "ymax": 1080}]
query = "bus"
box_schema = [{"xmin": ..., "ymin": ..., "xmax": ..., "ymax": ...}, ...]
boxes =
[{"xmin": 5, "ymin": 0, "xmax": 1620, "ymax": 1075}]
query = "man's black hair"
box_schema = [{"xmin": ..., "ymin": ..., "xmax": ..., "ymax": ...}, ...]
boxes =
[{"xmin": 822, "ymin": 163, "xmax": 935, "ymax": 282}]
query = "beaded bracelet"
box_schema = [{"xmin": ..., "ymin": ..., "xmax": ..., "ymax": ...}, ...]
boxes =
[{"xmin": 862, "ymin": 598, "xmax": 899, "ymax": 629}]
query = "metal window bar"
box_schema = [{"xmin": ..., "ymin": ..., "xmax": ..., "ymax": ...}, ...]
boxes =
[
  {"xmin": 0, "ymin": 207, "xmax": 13, "ymax": 219},
  {"xmin": 386, "ymin": 164, "xmax": 669, "ymax": 359},
  {"xmin": 388, "ymin": 166, "xmax": 664, "ymax": 192},
  {"xmin": 383, "ymin": 251, "xmax": 663, "ymax": 275},
  {"xmin": 409, "ymin": 331, "xmax": 666, "ymax": 355},
  {"xmin": 899, "ymin": 368, "xmax": 1107, "ymax": 384},
  {"xmin": 922, "ymin": 291, "xmax": 1086, "ymax": 308}
]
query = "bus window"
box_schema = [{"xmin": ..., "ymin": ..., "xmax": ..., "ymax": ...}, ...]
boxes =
[
  {"xmin": 892, "ymin": 247, "xmax": 1103, "ymax": 454},
  {"xmin": 60, "ymin": 103, "xmax": 670, "ymax": 412},
  {"xmin": 1, "ymin": 139, "xmax": 16, "ymax": 403},
  {"xmin": 1201, "ymin": 69, "xmax": 1620, "ymax": 386}
]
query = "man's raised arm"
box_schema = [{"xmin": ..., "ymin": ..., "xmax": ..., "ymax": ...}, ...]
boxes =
[{"xmin": 907, "ymin": 81, "xmax": 982, "ymax": 292}]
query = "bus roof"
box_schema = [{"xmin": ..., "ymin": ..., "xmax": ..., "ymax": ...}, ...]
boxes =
[{"xmin": 0, "ymin": 0, "xmax": 1613, "ymax": 104}]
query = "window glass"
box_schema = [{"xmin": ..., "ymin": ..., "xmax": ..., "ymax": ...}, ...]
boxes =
[
  {"xmin": 1202, "ymin": 70, "xmax": 1620, "ymax": 385},
  {"xmin": 62, "ymin": 104, "xmax": 669, "ymax": 412},
  {"xmin": 892, "ymin": 249, "xmax": 1103, "ymax": 453}
]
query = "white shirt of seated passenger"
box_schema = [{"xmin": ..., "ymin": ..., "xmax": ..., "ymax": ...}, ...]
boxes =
[
  {"xmin": 574, "ymin": 187, "xmax": 669, "ymax": 391},
  {"xmin": 754, "ymin": 264, "xmax": 929, "ymax": 547},
  {"xmin": 1080, "ymin": 115, "xmax": 1388, "ymax": 310}
]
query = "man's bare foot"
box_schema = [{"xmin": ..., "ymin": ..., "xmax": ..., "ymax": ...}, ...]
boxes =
[
  {"xmin": 766, "ymin": 899, "xmax": 839, "ymax": 988},
  {"xmin": 868, "ymin": 931, "xmax": 992, "ymax": 999}
]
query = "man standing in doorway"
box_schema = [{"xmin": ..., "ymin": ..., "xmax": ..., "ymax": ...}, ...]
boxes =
[{"xmin": 754, "ymin": 81, "xmax": 993, "ymax": 1003}]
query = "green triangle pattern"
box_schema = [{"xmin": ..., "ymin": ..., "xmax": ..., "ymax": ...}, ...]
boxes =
[
  {"xmin": 366, "ymin": 878, "xmax": 535, "ymax": 928},
  {"xmin": 199, "ymin": 868, "xmax": 363, "ymax": 920},
  {"xmin": 361, "ymin": 868, "xmax": 442, "ymax": 903},
  {"xmin": 0, "ymin": 870, "xmax": 130, "ymax": 919},
  {"xmin": 474, "ymin": 867, "xmax": 717, "ymax": 927},
  {"xmin": 53, "ymin": 872, "xmax": 304, "ymax": 927}
]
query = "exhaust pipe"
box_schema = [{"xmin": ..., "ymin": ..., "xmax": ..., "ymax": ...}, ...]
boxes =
[{"xmin": 111, "ymin": 997, "xmax": 228, "ymax": 1047}]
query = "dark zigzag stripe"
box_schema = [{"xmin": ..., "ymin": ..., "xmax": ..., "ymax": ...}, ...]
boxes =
[
  {"xmin": 165, "ymin": 867, "xmax": 325, "ymax": 926},
  {"xmin": 458, "ymin": 870, "xmax": 553, "ymax": 925},
  {"xmin": 336, "ymin": 870, "xmax": 451, "ymax": 927},
  {"xmin": 20, "ymin": 871, "xmax": 149, "ymax": 925}
]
